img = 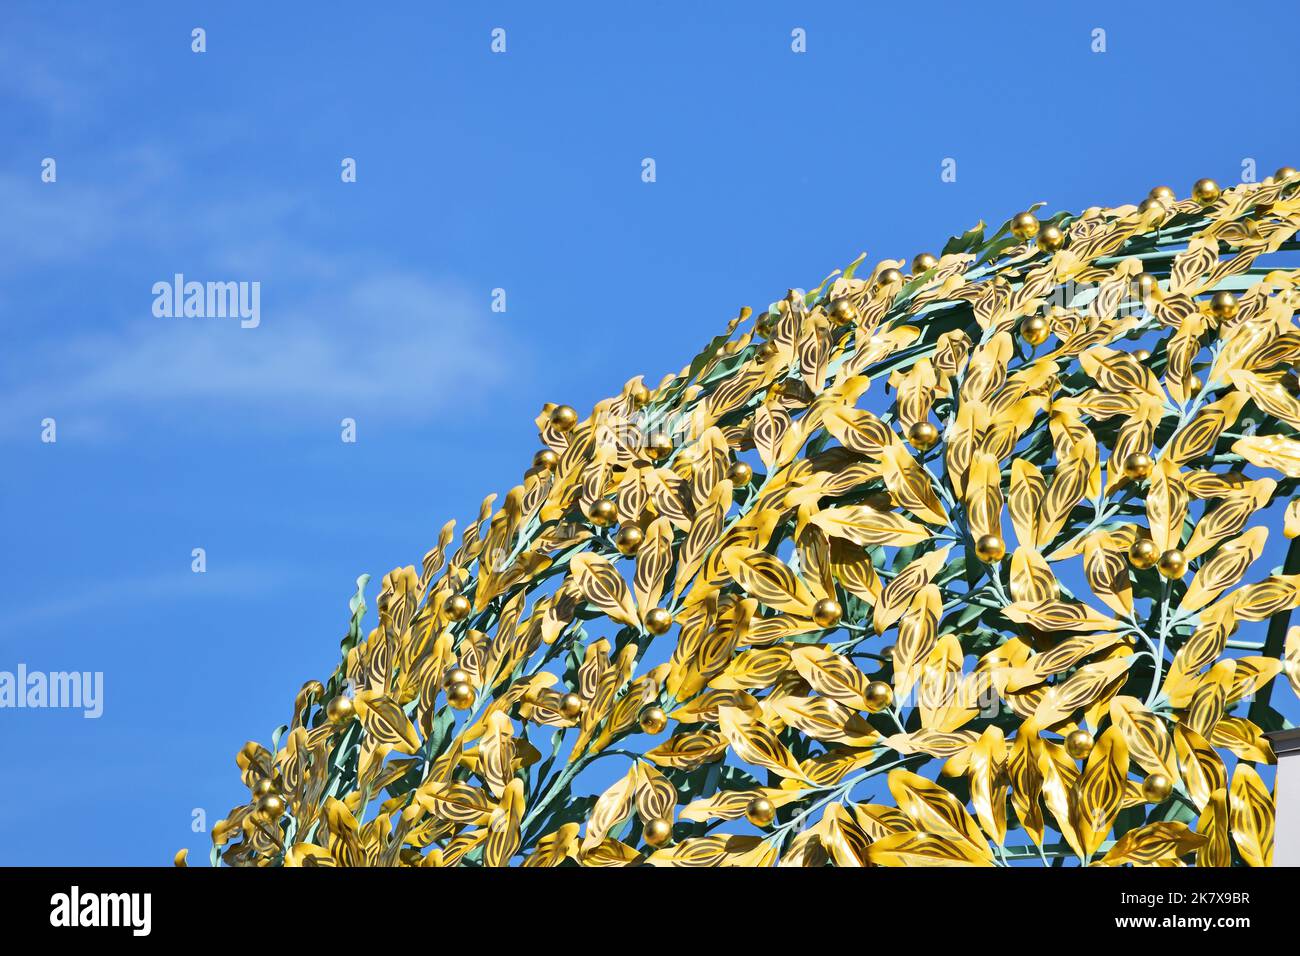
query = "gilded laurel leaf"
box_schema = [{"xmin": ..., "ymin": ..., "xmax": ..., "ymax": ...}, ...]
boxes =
[
  {"xmin": 570, "ymin": 553, "xmax": 639, "ymax": 627},
  {"xmin": 1229, "ymin": 763, "xmax": 1274, "ymax": 867},
  {"xmin": 721, "ymin": 547, "xmax": 816, "ymax": 616},
  {"xmin": 1099, "ymin": 822, "xmax": 1206, "ymax": 866}
]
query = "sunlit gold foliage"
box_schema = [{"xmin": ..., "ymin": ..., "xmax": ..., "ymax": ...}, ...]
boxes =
[{"xmin": 207, "ymin": 173, "xmax": 1300, "ymax": 868}]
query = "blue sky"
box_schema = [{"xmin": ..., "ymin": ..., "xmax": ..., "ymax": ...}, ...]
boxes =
[{"xmin": 1, "ymin": 0, "xmax": 1298, "ymax": 864}]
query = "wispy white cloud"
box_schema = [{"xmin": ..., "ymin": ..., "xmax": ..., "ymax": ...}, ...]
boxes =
[
  {"xmin": 3, "ymin": 271, "xmax": 509, "ymax": 437},
  {"xmin": 0, "ymin": 138, "xmax": 514, "ymax": 437},
  {"xmin": 0, "ymin": 562, "xmax": 300, "ymax": 638}
]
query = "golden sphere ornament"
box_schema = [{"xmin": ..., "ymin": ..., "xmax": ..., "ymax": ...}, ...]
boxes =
[
  {"xmin": 812, "ymin": 598, "xmax": 843, "ymax": 628},
  {"xmin": 644, "ymin": 607, "xmax": 674, "ymax": 635},
  {"xmin": 549, "ymin": 405, "xmax": 578, "ymax": 432},
  {"xmin": 974, "ymin": 534, "xmax": 1006, "ymax": 563},
  {"xmin": 907, "ymin": 420, "xmax": 939, "ymax": 451},
  {"xmin": 559, "ymin": 693, "xmax": 584, "ymax": 719},
  {"xmin": 615, "ymin": 525, "xmax": 644, "ymax": 556},
  {"xmin": 255, "ymin": 794, "xmax": 286, "ymax": 822},
  {"xmin": 865, "ymin": 681, "xmax": 894, "ymax": 712},
  {"xmin": 638, "ymin": 705, "xmax": 668, "ymax": 735},
  {"xmin": 446, "ymin": 682, "xmax": 475, "ymax": 710},
  {"xmin": 1148, "ymin": 185, "xmax": 1176, "ymax": 203},
  {"xmin": 1276, "ymin": 166, "xmax": 1298, "ymax": 181},
  {"xmin": 1157, "ymin": 549, "xmax": 1187, "ymax": 579},
  {"xmin": 912, "ymin": 252, "xmax": 938, "ymax": 273},
  {"xmin": 645, "ymin": 432, "xmax": 673, "ymax": 462},
  {"xmin": 1142, "ymin": 772, "xmax": 1173, "ymax": 803},
  {"xmin": 1192, "ymin": 178, "xmax": 1221, "ymax": 204},
  {"xmin": 1010, "ymin": 212, "xmax": 1040, "ymax": 240},
  {"xmin": 1209, "ymin": 290, "xmax": 1238, "ymax": 320},
  {"xmin": 1136, "ymin": 273, "xmax": 1158, "ymax": 298},
  {"xmin": 876, "ymin": 267, "xmax": 904, "ymax": 288},
  {"xmin": 829, "ymin": 297, "xmax": 858, "ymax": 324},
  {"xmin": 444, "ymin": 593, "xmax": 472, "ymax": 621},
  {"xmin": 1132, "ymin": 348, "xmax": 1152, "ymax": 363},
  {"xmin": 1065, "ymin": 729, "xmax": 1095, "ymax": 760},
  {"xmin": 326, "ymin": 695, "xmax": 355, "ymax": 724},
  {"xmin": 444, "ymin": 667, "xmax": 470, "ymax": 689},
  {"xmin": 1020, "ymin": 315, "xmax": 1050, "ymax": 346},
  {"xmin": 745, "ymin": 796, "xmax": 776, "ymax": 828},
  {"xmin": 1122, "ymin": 452, "xmax": 1153, "ymax": 481},
  {"xmin": 643, "ymin": 818, "xmax": 673, "ymax": 847},
  {"xmin": 588, "ymin": 499, "xmax": 617, "ymax": 527},
  {"xmin": 1128, "ymin": 539, "xmax": 1158, "ymax": 570},
  {"xmin": 532, "ymin": 448, "xmax": 558, "ymax": 471},
  {"xmin": 1037, "ymin": 224, "xmax": 1064, "ymax": 252},
  {"xmin": 727, "ymin": 461, "xmax": 754, "ymax": 485},
  {"xmin": 1186, "ymin": 374, "xmax": 1203, "ymax": 395}
]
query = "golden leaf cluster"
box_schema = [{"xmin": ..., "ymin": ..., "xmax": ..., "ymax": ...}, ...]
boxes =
[{"xmin": 205, "ymin": 171, "xmax": 1300, "ymax": 867}]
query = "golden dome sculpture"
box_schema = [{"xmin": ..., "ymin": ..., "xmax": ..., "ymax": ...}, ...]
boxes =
[{"xmin": 205, "ymin": 173, "xmax": 1300, "ymax": 868}]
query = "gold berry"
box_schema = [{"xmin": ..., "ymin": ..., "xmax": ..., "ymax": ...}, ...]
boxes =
[
  {"xmin": 1209, "ymin": 291, "xmax": 1238, "ymax": 320},
  {"xmin": 745, "ymin": 796, "xmax": 776, "ymax": 827},
  {"xmin": 254, "ymin": 794, "xmax": 286, "ymax": 822},
  {"xmin": 446, "ymin": 682, "xmax": 475, "ymax": 709},
  {"xmin": 1122, "ymin": 452, "xmax": 1153, "ymax": 481},
  {"xmin": 326, "ymin": 695, "xmax": 355, "ymax": 724},
  {"xmin": 1192, "ymin": 178, "xmax": 1221, "ymax": 204},
  {"xmin": 644, "ymin": 607, "xmax": 674, "ymax": 635},
  {"xmin": 645, "ymin": 432, "xmax": 673, "ymax": 462},
  {"xmin": 1142, "ymin": 772, "xmax": 1173, "ymax": 803},
  {"xmin": 812, "ymin": 598, "xmax": 843, "ymax": 629},
  {"xmin": 907, "ymin": 421, "xmax": 939, "ymax": 451},
  {"xmin": 559, "ymin": 693, "xmax": 584, "ymax": 719},
  {"xmin": 615, "ymin": 525, "xmax": 644, "ymax": 556},
  {"xmin": 643, "ymin": 818, "xmax": 673, "ymax": 847},
  {"xmin": 1020, "ymin": 315, "xmax": 1050, "ymax": 346},
  {"xmin": 1065, "ymin": 729, "xmax": 1095, "ymax": 760},
  {"xmin": 829, "ymin": 298, "xmax": 858, "ymax": 323},
  {"xmin": 638, "ymin": 705, "xmax": 668, "ymax": 735},
  {"xmin": 1128, "ymin": 539, "xmax": 1158, "ymax": 570},
  {"xmin": 443, "ymin": 667, "xmax": 470, "ymax": 689},
  {"xmin": 549, "ymin": 405, "xmax": 578, "ymax": 432},
  {"xmin": 588, "ymin": 499, "xmax": 617, "ymax": 527},
  {"xmin": 974, "ymin": 534, "xmax": 1006, "ymax": 563},
  {"xmin": 912, "ymin": 252, "xmax": 938, "ymax": 274},
  {"xmin": 875, "ymin": 267, "xmax": 904, "ymax": 288},
  {"xmin": 727, "ymin": 461, "xmax": 754, "ymax": 486},
  {"xmin": 1010, "ymin": 212, "xmax": 1040, "ymax": 240},
  {"xmin": 1037, "ymin": 224, "xmax": 1065, "ymax": 252},
  {"xmin": 865, "ymin": 681, "xmax": 894, "ymax": 713},
  {"xmin": 1148, "ymin": 185, "xmax": 1176, "ymax": 203},
  {"xmin": 444, "ymin": 593, "xmax": 472, "ymax": 621},
  {"xmin": 533, "ymin": 448, "xmax": 559, "ymax": 470},
  {"xmin": 1157, "ymin": 549, "xmax": 1187, "ymax": 579}
]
